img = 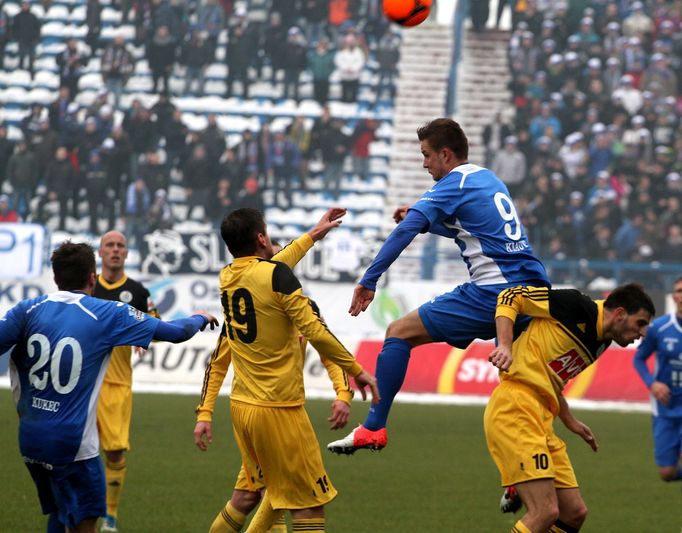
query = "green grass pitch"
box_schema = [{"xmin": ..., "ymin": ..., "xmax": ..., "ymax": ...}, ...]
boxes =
[{"xmin": 1, "ymin": 390, "xmax": 680, "ymax": 532}]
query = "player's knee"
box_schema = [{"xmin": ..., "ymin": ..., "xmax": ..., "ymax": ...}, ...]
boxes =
[
  {"xmin": 105, "ymin": 450, "xmax": 125, "ymax": 464},
  {"xmin": 230, "ymin": 489, "xmax": 261, "ymax": 514},
  {"xmin": 291, "ymin": 505, "xmax": 324, "ymax": 520},
  {"xmin": 567, "ymin": 501, "xmax": 588, "ymax": 527}
]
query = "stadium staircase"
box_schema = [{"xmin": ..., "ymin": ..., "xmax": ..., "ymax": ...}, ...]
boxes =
[{"xmin": 385, "ymin": 18, "xmax": 511, "ymax": 283}]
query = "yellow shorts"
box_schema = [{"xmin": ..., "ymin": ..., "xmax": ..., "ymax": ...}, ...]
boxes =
[
  {"xmin": 484, "ymin": 381, "xmax": 578, "ymax": 489},
  {"xmin": 234, "ymin": 463, "xmax": 265, "ymax": 492},
  {"xmin": 97, "ymin": 382, "xmax": 133, "ymax": 452},
  {"xmin": 230, "ymin": 401, "xmax": 337, "ymax": 510}
]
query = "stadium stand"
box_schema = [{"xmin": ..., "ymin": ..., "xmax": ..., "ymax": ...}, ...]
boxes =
[
  {"xmin": 464, "ymin": 0, "xmax": 682, "ymax": 289},
  {"xmin": 0, "ymin": 0, "xmax": 401, "ymax": 260}
]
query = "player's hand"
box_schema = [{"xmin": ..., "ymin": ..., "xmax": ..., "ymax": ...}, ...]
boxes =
[
  {"xmin": 566, "ymin": 419, "xmax": 598, "ymax": 452},
  {"xmin": 353, "ymin": 370, "xmax": 380, "ymax": 404},
  {"xmin": 393, "ymin": 205, "xmax": 409, "ymax": 223},
  {"xmin": 193, "ymin": 421, "xmax": 213, "ymax": 451},
  {"xmin": 328, "ymin": 399, "xmax": 350, "ymax": 430},
  {"xmin": 488, "ymin": 345, "xmax": 513, "ymax": 372},
  {"xmin": 308, "ymin": 207, "xmax": 347, "ymax": 242},
  {"xmin": 133, "ymin": 346, "xmax": 146, "ymax": 357},
  {"xmin": 349, "ymin": 284, "xmax": 375, "ymax": 316},
  {"xmin": 650, "ymin": 381, "xmax": 671, "ymax": 405},
  {"xmin": 194, "ymin": 311, "xmax": 219, "ymax": 331}
]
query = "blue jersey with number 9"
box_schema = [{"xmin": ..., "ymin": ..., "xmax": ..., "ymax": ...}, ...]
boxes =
[
  {"xmin": 0, "ymin": 291, "xmax": 158, "ymax": 464},
  {"xmin": 411, "ymin": 163, "xmax": 548, "ymax": 286}
]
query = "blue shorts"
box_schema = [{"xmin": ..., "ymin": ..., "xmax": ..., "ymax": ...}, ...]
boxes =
[
  {"xmin": 418, "ymin": 282, "xmax": 532, "ymax": 348},
  {"xmin": 652, "ymin": 415, "xmax": 682, "ymax": 467},
  {"xmin": 25, "ymin": 456, "xmax": 106, "ymax": 528}
]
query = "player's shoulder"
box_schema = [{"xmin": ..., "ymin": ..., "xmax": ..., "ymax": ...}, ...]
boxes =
[{"xmin": 267, "ymin": 259, "xmax": 301, "ymax": 295}]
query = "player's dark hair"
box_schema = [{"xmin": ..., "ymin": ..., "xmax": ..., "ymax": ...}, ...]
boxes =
[
  {"xmin": 221, "ymin": 208, "xmax": 266, "ymax": 257},
  {"xmin": 51, "ymin": 241, "xmax": 96, "ymax": 290},
  {"xmin": 604, "ymin": 283, "xmax": 655, "ymax": 316},
  {"xmin": 417, "ymin": 118, "xmax": 469, "ymax": 160},
  {"xmin": 674, "ymin": 275, "xmax": 682, "ymax": 286}
]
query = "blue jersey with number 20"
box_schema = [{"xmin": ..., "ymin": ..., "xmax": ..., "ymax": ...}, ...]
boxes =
[
  {"xmin": 0, "ymin": 291, "xmax": 158, "ymax": 465},
  {"xmin": 410, "ymin": 163, "xmax": 548, "ymax": 286}
]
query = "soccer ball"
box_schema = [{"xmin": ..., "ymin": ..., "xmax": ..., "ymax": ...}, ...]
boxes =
[{"xmin": 383, "ymin": 0, "xmax": 432, "ymax": 27}]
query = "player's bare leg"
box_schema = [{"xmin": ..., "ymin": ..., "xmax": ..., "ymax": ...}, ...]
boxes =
[
  {"xmin": 328, "ymin": 309, "xmax": 432, "ymax": 454},
  {"xmin": 513, "ymin": 479, "xmax": 559, "ymax": 533},
  {"xmin": 554, "ymin": 487, "xmax": 588, "ymax": 531}
]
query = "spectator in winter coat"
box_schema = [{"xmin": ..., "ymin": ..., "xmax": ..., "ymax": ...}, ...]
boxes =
[
  {"xmin": 225, "ymin": 22, "xmax": 252, "ymax": 98},
  {"xmin": 12, "ymin": 1, "xmax": 41, "ymax": 78},
  {"xmin": 181, "ymin": 31, "xmax": 210, "ymax": 96},
  {"xmin": 124, "ymin": 176, "xmax": 151, "ymax": 257},
  {"xmin": 85, "ymin": 0, "xmax": 102, "ymax": 52},
  {"xmin": 147, "ymin": 26, "xmax": 176, "ymax": 94},
  {"xmin": 282, "ymin": 27, "xmax": 307, "ymax": 102},
  {"xmin": 200, "ymin": 114, "xmax": 226, "ymax": 163},
  {"xmin": 7, "ymin": 141, "xmax": 38, "ymax": 220},
  {"xmin": 83, "ymin": 149, "xmax": 111, "ymax": 234},
  {"xmin": 57, "ymin": 38, "xmax": 88, "ymax": 99},
  {"xmin": 266, "ymin": 129, "xmax": 301, "ymax": 206},
  {"xmin": 350, "ymin": 118, "xmax": 377, "ymax": 181},
  {"xmin": 334, "ymin": 34, "xmax": 365, "ymax": 103},
  {"xmin": 101, "ymin": 35, "xmax": 135, "ymax": 109},
  {"xmin": 307, "ymin": 37, "xmax": 335, "ymax": 105},
  {"xmin": 42, "ymin": 146, "xmax": 75, "ymax": 229},
  {"xmin": 183, "ymin": 144, "xmax": 215, "ymax": 221},
  {"xmin": 196, "ymin": 0, "xmax": 224, "ymax": 60},
  {"xmin": 491, "ymin": 135, "xmax": 527, "ymax": 198},
  {"xmin": 263, "ymin": 11, "xmax": 287, "ymax": 87}
]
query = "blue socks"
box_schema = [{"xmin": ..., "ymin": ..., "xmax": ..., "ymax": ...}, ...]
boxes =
[{"xmin": 364, "ymin": 337, "xmax": 412, "ymax": 431}]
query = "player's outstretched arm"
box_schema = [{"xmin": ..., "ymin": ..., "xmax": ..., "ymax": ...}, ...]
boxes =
[
  {"xmin": 349, "ymin": 284, "xmax": 375, "ymax": 316},
  {"xmin": 153, "ymin": 312, "xmax": 219, "ymax": 343},
  {"xmin": 307, "ymin": 207, "xmax": 347, "ymax": 242},
  {"xmin": 558, "ymin": 395, "xmax": 598, "ymax": 452}
]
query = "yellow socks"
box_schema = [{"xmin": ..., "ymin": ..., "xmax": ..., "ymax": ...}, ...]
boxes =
[
  {"xmin": 210, "ymin": 501, "xmax": 246, "ymax": 533},
  {"xmin": 549, "ymin": 520, "xmax": 579, "ymax": 533},
  {"xmin": 267, "ymin": 515, "xmax": 287, "ymax": 533},
  {"xmin": 291, "ymin": 518, "xmax": 325, "ymax": 532},
  {"xmin": 104, "ymin": 458, "xmax": 127, "ymax": 518},
  {"xmin": 511, "ymin": 520, "xmax": 532, "ymax": 533},
  {"xmin": 246, "ymin": 491, "xmax": 283, "ymax": 533}
]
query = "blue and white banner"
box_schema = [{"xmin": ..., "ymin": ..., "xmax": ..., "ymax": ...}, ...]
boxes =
[{"xmin": 0, "ymin": 224, "xmax": 46, "ymax": 279}]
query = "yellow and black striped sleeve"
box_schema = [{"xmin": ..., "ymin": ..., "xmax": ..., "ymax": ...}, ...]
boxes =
[
  {"xmin": 272, "ymin": 263, "xmax": 363, "ymax": 376},
  {"xmin": 320, "ymin": 356, "xmax": 353, "ymax": 405},
  {"xmin": 272, "ymin": 233, "xmax": 314, "ymax": 269},
  {"xmin": 195, "ymin": 328, "xmax": 231, "ymax": 422},
  {"xmin": 496, "ymin": 286, "xmax": 552, "ymax": 323}
]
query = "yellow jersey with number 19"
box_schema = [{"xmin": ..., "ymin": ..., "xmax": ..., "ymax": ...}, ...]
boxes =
[{"xmin": 219, "ymin": 256, "xmax": 362, "ymax": 408}]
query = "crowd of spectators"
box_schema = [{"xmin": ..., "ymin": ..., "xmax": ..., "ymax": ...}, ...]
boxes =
[
  {"xmin": 0, "ymin": 0, "xmax": 398, "ymax": 259},
  {"xmin": 482, "ymin": 0, "xmax": 682, "ymax": 281}
]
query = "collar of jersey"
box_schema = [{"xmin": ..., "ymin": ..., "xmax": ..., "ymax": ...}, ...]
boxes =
[{"xmin": 98, "ymin": 273, "xmax": 128, "ymax": 290}]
